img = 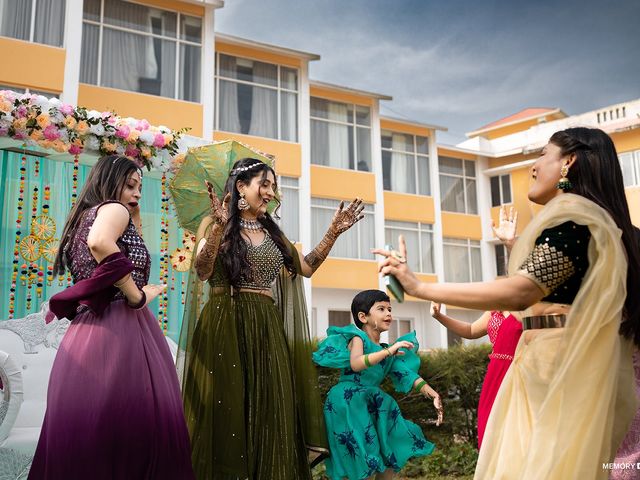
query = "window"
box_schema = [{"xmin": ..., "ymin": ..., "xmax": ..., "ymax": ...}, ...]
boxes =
[
  {"xmin": 310, "ymin": 97, "xmax": 371, "ymax": 171},
  {"xmin": 490, "ymin": 174, "xmax": 512, "ymax": 207},
  {"xmin": 384, "ymin": 220, "xmax": 434, "ymax": 273},
  {"xmin": 439, "ymin": 156, "xmax": 478, "ymax": 214},
  {"xmin": 329, "ymin": 310, "xmax": 351, "ymax": 328},
  {"xmin": 216, "ymin": 54, "xmax": 298, "ymax": 141},
  {"xmin": 388, "ymin": 318, "xmax": 413, "ymax": 343},
  {"xmin": 0, "ymin": 0, "xmax": 65, "ymax": 47},
  {"xmin": 311, "ymin": 198, "xmax": 375, "ymax": 260},
  {"xmin": 445, "ymin": 309, "xmax": 484, "ymax": 346},
  {"xmin": 277, "ymin": 176, "xmax": 299, "ymax": 242},
  {"xmin": 442, "ymin": 237, "xmax": 482, "ymax": 282},
  {"xmin": 494, "ymin": 244, "xmax": 508, "ymax": 277},
  {"xmin": 381, "ymin": 130, "xmax": 430, "ymax": 195},
  {"xmin": 620, "ymin": 150, "xmax": 640, "ymax": 187},
  {"xmin": 81, "ymin": 0, "xmax": 202, "ymax": 102}
]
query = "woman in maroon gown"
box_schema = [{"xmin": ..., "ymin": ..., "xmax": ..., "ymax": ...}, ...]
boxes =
[{"xmin": 29, "ymin": 155, "xmax": 194, "ymax": 479}]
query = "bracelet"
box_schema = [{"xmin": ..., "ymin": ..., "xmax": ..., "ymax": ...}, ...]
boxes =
[
  {"xmin": 364, "ymin": 354, "xmax": 371, "ymax": 368},
  {"xmin": 414, "ymin": 379, "xmax": 427, "ymax": 393},
  {"xmin": 383, "ymin": 346, "xmax": 392, "ymax": 357},
  {"xmin": 127, "ymin": 289, "xmax": 146, "ymax": 309},
  {"xmin": 114, "ymin": 275, "xmax": 131, "ymax": 288}
]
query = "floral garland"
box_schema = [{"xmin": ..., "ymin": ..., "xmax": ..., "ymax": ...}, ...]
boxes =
[{"xmin": 0, "ymin": 89, "xmax": 187, "ymax": 171}]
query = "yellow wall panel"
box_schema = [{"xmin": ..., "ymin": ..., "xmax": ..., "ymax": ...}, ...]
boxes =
[
  {"xmin": 383, "ymin": 191, "xmax": 435, "ymax": 223},
  {"xmin": 213, "ymin": 131, "xmax": 301, "ymax": 177},
  {"xmin": 441, "ymin": 212, "xmax": 482, "ymax": 240},
  {"xmin": 311, "ymin": 258, "xmax": 379, "ymax": 289},
  {"xmin": 613, "ymin": 130, "xmax": 640, "ymax": 154},
  {"xmin": 78, "ymin": 84, "xmax": 203, "ymax": 136},
  {"xmin": 134, "ymin": 0, "xmax": 204, "ymax": 16},
  {"xmin": 627, "ymin": 187, "xmax": 640, "ymax": 228},
  {"xmin": 437, "ymin": 148, "xmax": 477, "ymax": 161},
  {"xmin": 216, "ymin": 42, "xmax": 302, "ymax": 68},
  {"xmin": 310, "ymin": 165, "xmax": 376, "ymax": 203},
  {"xmin": 489, "ymin": 166, "xmax": 538, "ymax": 233},
  {"xmin": 0, "ymin": 38, "xmax": 65, "ymax": 93},
  {"xmin": 310, "ymin": 85, "xmax": 374, "ymax": 107},
  {"xmin": 380, "ymin": 119, "xmax": 432, "ymax": 137}
]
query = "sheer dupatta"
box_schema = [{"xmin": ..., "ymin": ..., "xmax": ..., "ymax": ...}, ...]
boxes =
[{"xmin": 476, "ymin": 193, "xmax": 637, "ymax": 479}]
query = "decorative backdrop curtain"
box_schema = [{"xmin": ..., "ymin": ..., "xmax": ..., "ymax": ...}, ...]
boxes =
[{"xmin": 0, "ymin": 151, "xmax": 188, "ymax": 342}]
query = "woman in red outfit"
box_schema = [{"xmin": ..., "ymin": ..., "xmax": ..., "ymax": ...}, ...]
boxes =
[{"xmin": 430, "ymin": 306, "xmax": 521, "ymax": 447}]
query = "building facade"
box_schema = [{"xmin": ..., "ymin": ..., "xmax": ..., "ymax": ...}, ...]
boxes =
[{"xmin": 1, "ymin": 0, "xmax": 638, "ymax": 348}]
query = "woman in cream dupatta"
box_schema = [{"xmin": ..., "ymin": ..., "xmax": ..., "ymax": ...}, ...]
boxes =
[{"xmin": 374, "ymin": 127, "xmax": 640, "ymax": 480}]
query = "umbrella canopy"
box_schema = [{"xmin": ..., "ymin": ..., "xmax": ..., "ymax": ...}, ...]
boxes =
[{"xmin": 168, "ymin": 140, "xmax": 276, "ymax": 234}]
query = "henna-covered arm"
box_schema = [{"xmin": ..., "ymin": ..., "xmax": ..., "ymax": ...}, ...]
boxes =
[
  {"xmin": 303, "ymin": 198, "xmax": 364, "ymax": 275},
  {"xmin": 194, "ymin": 183, "xmax": 230, "ymax": 281}
]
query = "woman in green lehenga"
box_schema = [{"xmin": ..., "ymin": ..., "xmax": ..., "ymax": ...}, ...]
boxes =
[{"xmin": 178, "ymin": 157, "xmax": 364, "ymax": 479}]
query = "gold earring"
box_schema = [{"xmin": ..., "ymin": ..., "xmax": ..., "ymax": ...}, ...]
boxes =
[
  {"xmin": 557, "ymin": 164, "xmax": 573, "ymax": 191},
  {"xmin": 238, "ymin": 192, "xmax": 250, "ymax": 211}
]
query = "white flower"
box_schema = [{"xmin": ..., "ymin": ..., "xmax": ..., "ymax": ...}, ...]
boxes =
[
  {"xmin": 51, "ymin": 111, "xmax": 65, "ymax": 123},
  {"xmin": 87, "ymin": 110, "xmax": 101, "ymax": 120},
  {"xmin": 32, "ymin": 95, "xmax": 50, "ymax": 110},
  {"xmin": 48, "ymin": 97, "xmax": 61, "ymax": 108},
  {"xmin": 150, "ymin": 156, "xmax": 163, "ymax": 169},
  {"xmin": 115, "ymin": 144, "xmax": 126, "ymax": 154},
  {"xmin": 89, "ymin": 122, "xmax": 105, "ymax": 136},
  {"xmin": 140, "ymin": 130, "xmax": 155, "ymax": 146},
  {"xmin": 19, "ymin": 93, "xmax": 32, "ymax": 101},
  {"xmin": 58, "ymin": 129, "xmax": 69, "ymax": 142},
  {"xmin": 85, "ymin": 135, "xmax": 100, "ymax": 151},
  {"xmin": 158, "ymin": 125, "xmax": 170, "ymax": 133},
  {"xmin": 125, "ymin": 117, "xmax": 137, "ymax": 128}
]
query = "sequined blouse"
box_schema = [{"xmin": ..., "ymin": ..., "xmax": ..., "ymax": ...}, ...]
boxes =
[
  {"xmin": 65, "ymin": 201, "xmax": 151, "ymax": 295},
  {"xmin": 516, "ymin": 221, "xmax": 590, "ymax": 304},
  {"xmin": 209, "ymin": 232, "xmax": 285, "ymax": 290}
]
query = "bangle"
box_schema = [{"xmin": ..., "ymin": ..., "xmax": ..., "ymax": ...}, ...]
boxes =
[
  {"xmin": 414, "ymin": 379, "xmax": 427, "ymax": 393},
  {"xmin": 383, "ymin": 346, "xmax": 391, "ymax": 357},
  {"xmin": 364, "ymin": 354, "xmax": 371, "ymax": 368},
  {"xmin": 114, "ymin": 275, "xmax": 131, "ymax": 288},
  {"xmin": 127, "ymin": 289, "xmax": 146, "ymax": 309}
]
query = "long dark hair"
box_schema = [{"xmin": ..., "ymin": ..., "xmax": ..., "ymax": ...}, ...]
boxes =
[
  {"xmin": 218, "ymin": 157, "xmax": 296, "ymax": 288},
  {"xmin": 53, "ymin": 155, "xmax": 141, "ymax": 275},
  {"xmin": 550, "ymin": 127, "xmax": 640, "ymax": 346}
]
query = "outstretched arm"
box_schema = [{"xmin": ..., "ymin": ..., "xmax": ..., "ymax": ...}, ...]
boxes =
[
  {"xmin": 430, "ymin": 303, "xmax": 491, "ymax": 339},
  {"xmin": 298, "ymin": 198, "xmax": 365, "ymax": 277},
  {"xmin": 373, "ymin": 236, "xmax": 544, "ymax": 311}
]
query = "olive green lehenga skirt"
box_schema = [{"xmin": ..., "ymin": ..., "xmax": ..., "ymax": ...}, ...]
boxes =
[{"xmin": 182, "ymin": 291, "xmax": 317, "ymax": 479}]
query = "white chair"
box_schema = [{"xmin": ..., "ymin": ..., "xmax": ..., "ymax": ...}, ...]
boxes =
[
  {"xmin": 0, "ymin": 301, "xmax": 180, "ymax": 479},
  {"xmin": 0, "ymin": 302, "xmax": 70, "ymax": 478}
]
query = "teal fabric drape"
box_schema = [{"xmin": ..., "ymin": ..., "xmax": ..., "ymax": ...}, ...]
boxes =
[{"xmin": 0, "ymin": 150, "xmax": 188, "ymax": 341}]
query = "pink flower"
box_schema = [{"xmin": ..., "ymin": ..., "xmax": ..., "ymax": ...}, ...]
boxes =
[
  {"xmin": 0, "ymin": 126, "xmax": 8, "ymax": 136},
  {"xmin": 59, "ymin": 104, "xmax": 74, "ymax": 116},
  {"xmin": 13, "ymin": 131, "xmax": 26, "ymax": 140},
  {"xmin": 125, "ymin": 144, "xmax": 140, "ymax": 158},
  {"xmin": 15, "ymin": 105, "xmax": 28, "ymax": 118},
  {"xmin": 68, "ymin": 143, "xmax": 83, "ymax": 155},
  {"xmin": 43, "ymin": 125, "xmax": 60, "ymax": 140},
  {"xmin": 136, "ymin": 119, "xmax": 150, "ymax": 131},
  {"xmin": 153, "ymin": 132, "xmax": 165, "ymax": 148},
  {"xmin": 107, "ymin": 115, "xmax": 117, "ymax": 125},
  {"xmin": 115, "ymin": 125, "xmax": 130, "ymax": 139}
]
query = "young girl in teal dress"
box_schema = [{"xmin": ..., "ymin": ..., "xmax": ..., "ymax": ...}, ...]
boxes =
[{"xmin": 313, "ymin": 290, "xmax": 443, "ymax": 480}]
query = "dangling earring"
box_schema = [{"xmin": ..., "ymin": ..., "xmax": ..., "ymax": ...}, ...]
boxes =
[
  {"xmin": 237, "ymin": 192, "xmax": 250, "ymax": 211},
  {"xmin": 557, "ymin": 164, "xmax": 573, "ymax": 191}
]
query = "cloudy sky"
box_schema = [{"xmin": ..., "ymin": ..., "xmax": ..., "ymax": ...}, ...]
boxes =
[{"xmin": 216, "ymin": 0, "xmax": 640, "ymax": 144}]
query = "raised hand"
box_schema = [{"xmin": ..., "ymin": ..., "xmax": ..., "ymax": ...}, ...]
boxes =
[
  {"xmin": 492, "ymin": 205, "xmax": 518, "ymax": 249},
  {"xmin": 372, "ymin": 235, "xmax": 420, "ymax": 296},
  {"xmin": 430, "ymin": 302, "xmax": 442, "ymax": 319},
  {"xmin": 205, "ymin": 181, "xmax": 230, "ymax": 225},
  {"xmin": 329, "ymin": 198, "xmax": 365, "ymax": 235}
]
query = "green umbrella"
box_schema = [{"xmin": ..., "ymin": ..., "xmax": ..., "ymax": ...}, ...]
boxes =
[{"xmin": 168, "ymin": 140, "xmax": 276, "ymax": 234}]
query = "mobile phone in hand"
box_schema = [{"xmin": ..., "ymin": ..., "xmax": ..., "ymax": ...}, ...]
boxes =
[{"xmin": 384, "ymin": 244, "xmax": 405, "ymax": 303}]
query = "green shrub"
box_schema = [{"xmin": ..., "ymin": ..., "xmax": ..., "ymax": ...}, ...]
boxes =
[{"xmin": 313, "ymin": 342, "xmax": 491, "ymax": 479}]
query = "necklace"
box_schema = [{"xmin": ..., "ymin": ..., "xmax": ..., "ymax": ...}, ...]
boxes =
[{"xmin": 239, "ymin": 217, "xmax": 263, "ymax": 232}]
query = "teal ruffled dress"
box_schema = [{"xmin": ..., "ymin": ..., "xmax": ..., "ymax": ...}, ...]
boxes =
[{"xmin": 313, "ymin": 325, "xmax": 435, "ymax": 480}]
